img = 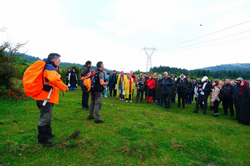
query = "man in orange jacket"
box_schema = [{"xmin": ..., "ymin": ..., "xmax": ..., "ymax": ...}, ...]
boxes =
[{"xmin": 33, "ymin": 53, "xmax": 69, "ymax": 147}]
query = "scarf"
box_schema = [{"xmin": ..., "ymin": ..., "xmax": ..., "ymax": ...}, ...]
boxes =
[
  {"xmin": 120, "ymin": 71, "xmax": 124, "ymax": 78},
  {"xmin": 239, "ymin": 80, "xmax": 248, "ymax": 96}
]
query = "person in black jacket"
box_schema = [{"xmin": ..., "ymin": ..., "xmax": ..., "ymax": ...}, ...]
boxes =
[
  {"xmin": 109, "ymin": 70, "xmax": 118, "ymax": 98},
  {"xmin": 81, "ymin": 61, "xmax": 92, "ymax": 110},
  {"xmin": 221, "ymin": 79, "xmax": 234, "ymax": 117},
  {"xmin": 232, "ymin": 77, "xmax": 243, "ymax": 120},
  {"xmin": 65, "ymin": 68, "xmax": 71, "ymax": 86},
  {"xmin": 161, "ymin": 72, "xmax": 173, "ymax": 109},
  {"xmin": 238, "ymin": 80, "xmax": 250, "ymax": 125},
  {"xmin": 175, "ymin": 72, "xmax": 188, "ymax": 109},
  {"xmin": 191, "ymin": 78, "xmax": 197, "ymax": 102},
  {"xmin": 185, "ymin": 77, "xmax": 192, "ymax": 105},
  {"xmin": 193, "ymin": 76, "xmax": 212, "ymax": 115}
]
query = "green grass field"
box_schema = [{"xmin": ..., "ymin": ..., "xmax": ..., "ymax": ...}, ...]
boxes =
[{"xmin": 1, "ymin": 88, "xmax": 250, "ymax": 166}]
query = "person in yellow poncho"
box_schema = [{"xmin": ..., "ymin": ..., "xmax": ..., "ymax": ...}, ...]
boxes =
[
  {"xmin": 117, "ymin": 71, "xmax": 125, "ymax": 100},
  {"xmin": 124, "ymin": 73, "xmax": 134, "ymax": 102}
]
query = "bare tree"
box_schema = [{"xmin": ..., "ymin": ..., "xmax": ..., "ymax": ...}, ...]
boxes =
[{"xmin": 3, "ymin": 41, "xmax": 29, "ymax": 63}]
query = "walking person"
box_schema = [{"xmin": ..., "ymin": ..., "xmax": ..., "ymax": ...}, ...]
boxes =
[
  {"xmin": 192, "ymin": 76, "xmax": 212, "ymax": 115},
  {"xmin": 117, "ymin": 71, "xmax": 125, "ymax": 100},
  {"xmin": 135, "ymin": 73, "xmax": 145, "ymax": 104},
  {"xmin": 155, "ymin": 74, "xmax": 163, "ymax": 106},
  {"xmin": 145, "ymin": 74, "xmax": 155, "ymax": 103},
  {"xmin": 238, "ymin": 80, "xmax": 250, "ymax": 125},
  {"xmin": 81, "ymin": 61, "xmax": 92, "ymax": 110},
  {"xmin": 103, "ymin": 71, "xmax": 110, "ymax": 98},
  {"xmin": 233, "ymin": 77, "xmax": 243, "ymax": 120},
  {"xmin": 161, "ymin": 72, "xmax": 173, "ymax": 109},
  {"xmin": 175, "ymin": 72, "xmax": 188, "ymax": 109},
  {"xmin": 109, "ymin": 70, "xmax": 118, "ymax": 98},
  {"xmin": 171, "ymin": 76, "xmax": 177, "ymax": 103},
  {"xmin": 33, "ymin": 53, "xmax": 69, "ymax": 147},
  {"xmin": 87, "ymin": 61, "xmax": 108, "ymax": 123},
  {"xmin": 221, "ymin": 79, "xmax": 234, "ymax": 117},
  {"xmin": 210, "ymin": 81, "xmax": 220, "ymax": 117}
]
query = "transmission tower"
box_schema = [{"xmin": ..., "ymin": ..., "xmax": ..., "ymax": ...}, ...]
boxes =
[{"xmin": 142, "ymin": 47, "xmax": 157, "ymax": 72}]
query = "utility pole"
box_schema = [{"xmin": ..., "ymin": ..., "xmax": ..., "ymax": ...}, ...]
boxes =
[{"xmin": 142, "ymin": 47, "xmax": 157, "ymax": 72}]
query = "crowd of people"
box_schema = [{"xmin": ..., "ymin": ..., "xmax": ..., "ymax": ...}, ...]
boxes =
[{"xmin": 30, "ymin": 55, "xmax": 250, "ymax": 147}]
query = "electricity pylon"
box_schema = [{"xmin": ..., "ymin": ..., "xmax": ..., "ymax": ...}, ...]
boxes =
[{"xmin": 142, "ymin": 47, "xmax": 157, "ymax": 72}]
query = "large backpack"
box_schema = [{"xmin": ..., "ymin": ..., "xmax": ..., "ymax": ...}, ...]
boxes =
[
  {"xmin": 81, "ymin": 71, "xmax": 96, "ymax": 92},
  {"xmin": 23, "ymin": 60, "xmax": 46, "ymax": 97}
]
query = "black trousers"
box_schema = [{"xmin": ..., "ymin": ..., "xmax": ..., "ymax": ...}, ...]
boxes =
[
  {"xmin": 126, "ymin": 94, "xmax": 132, "ymax": 101},
  {"xmin": 163, "ymin": 94, "xmax": 171, "ymax": 108},
  {"xmin": 214, "ymin": 100, "xmax": 219, "ymax": 114},
  {"xmin": 194, "ymin": 95, "xmax": 208, "ymax": 113},
  {"xmin": 109, "ymin": 84, "xmax": 117, "ymax": 97},
  {"xmin": 82, "ymin": 90, "xmax": 89, "ymax": 108},
  {"xmin": 234, "ymin": 100, "xmax": 239, "ymax": 119},
  {"xmin": 136, "ymin": 88, "xmax": 144, "ymax": 102},
  {"xmin": 191, "ymin": 91, "xmax": 194, "ymax": 102},
  {"xmin": 223, "ymin": 97, "xmax": 234, "ymax": 115},
  {"xmin": 178, "ymin": 90, "xmax": 186, "ymax": 108}
]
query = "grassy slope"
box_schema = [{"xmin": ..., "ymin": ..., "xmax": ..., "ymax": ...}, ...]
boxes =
[{"xmin": 0, "ymin": 89, "xmax": 250, "ymax": 166}]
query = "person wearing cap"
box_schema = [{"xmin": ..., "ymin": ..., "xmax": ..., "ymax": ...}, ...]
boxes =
[
  {"xmin": 233, "ymin": 77, "xmax": 243, "ymax": 120},
  {"xmin": 135, "ymin": 73, "xmax": 145, "ymax": 104},
  {"xmin": 81, "ymin": 61, "xmax": 92, "ymax": 110},
  {"xmin": 161, "ymin": 72, "xmax": 173, "ymax": 109},
  {"xmin": 186, "ymin": 77, "xmax": 192, "ymax": 105},
  {"xmin": 171, "ymin": 76, "xmax": 177, "ymax": 103},
  {"xmin": 221, "ymin": 78, "xmax": 234, "ymax": 117},
  {"xmin": 87, "ymin": 61, "xmax": 107, "ymax": 123},
  {"xmin": 155, "ymin": 74, "xmax": 163, "ymax": 106},
  {"xmin": 192, "ymin": 76, "xmax": 212, "ymax": 115},
  {"xmin": 175, "ymin": 72, "xmax": 189, "ymax": 109},
  {"xmin": 145, "ymin": 74, "xmax": 155, "ymax": 103},
  {"xmin": 117, "ymin": 71, "xmax": 125, "ymax": 100}
]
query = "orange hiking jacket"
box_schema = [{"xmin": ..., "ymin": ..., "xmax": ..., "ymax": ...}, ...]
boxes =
[{"xmin": 33, "ymin": 59, "xmax": 67, "ymax": 104}]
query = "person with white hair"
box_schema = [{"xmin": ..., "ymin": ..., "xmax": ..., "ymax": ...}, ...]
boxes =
[{"xmin": 192, "ymin": 76, "xmax": 212, "ymax": 115}]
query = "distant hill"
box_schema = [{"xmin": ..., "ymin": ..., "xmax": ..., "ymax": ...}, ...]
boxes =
[
  {"xmin": 17, "ymin": 53, "xmax": 115, "ymax": 73},
  {"xmin": 199, "ymin": 63, "xmax": 250, "ymax": 72}
]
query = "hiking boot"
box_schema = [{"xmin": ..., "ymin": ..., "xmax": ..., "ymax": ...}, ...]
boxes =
[
  {"xmin": 39, "ymin": 140, "xmax": 55, "ymax": 147},
  {"xmin": 94, "ymin": 120, "xmax": 105, "ymax": 124},
  {"xmin": 48, "ymin": 134, "xmax": 55, "ymax": 139},
  {"xmin": 82, "ymin": 107, "xmax": 89, "ymax": 110},
  {"xmin": 87, "ymin": 117, "xmax": 95, "ymax": 120},
  {"xmin": 211, "ymin": 114, "xmax": 218, "ymax": 117}
]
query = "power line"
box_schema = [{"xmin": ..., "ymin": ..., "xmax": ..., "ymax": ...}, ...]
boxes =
[
  {"xmin": 162, "ymin": 30, "xmax": 250, "ymax": 51},
  {"xmin": 205, "ymin": 0, "xmax": 250, "ymax": 24},
  {"xmin": 166, "ymin": 36, "xmax": 250, "ymax": 53},
  {"xmin": 158, "ymin": 19, "xmax": 250, "ymax": 50}
]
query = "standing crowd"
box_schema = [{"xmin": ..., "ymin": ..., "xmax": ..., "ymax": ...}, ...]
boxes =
[{"xmin": 24, "ymin": 54, "xmax": 250, "ymax": 147}]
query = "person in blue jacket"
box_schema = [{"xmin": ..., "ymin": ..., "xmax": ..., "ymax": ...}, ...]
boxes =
[
  {"xmin": 103, "ymin": 71, "xmax": 110, "ymax": 98},
  {"xmin": 161, "ymin": 72, "xmax": 173, "ymax": 109}
]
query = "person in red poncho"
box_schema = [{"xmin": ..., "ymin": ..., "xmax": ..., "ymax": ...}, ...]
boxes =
[{"xmin": 145, "ymin": 74, "xmax": 155, "ymax": 103}]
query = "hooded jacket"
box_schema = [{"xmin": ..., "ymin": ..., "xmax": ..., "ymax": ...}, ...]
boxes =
[
  {"xmin": 33, "ymin": 59, "xmax": 67, "ymax": 104},
  {"xmin": 146, "ymin": 78, "xmax": 155, "ymax": 89},
  {"xmin": 175, "ymin": 76, "xmax": 188, "ymax": 91},
  {"xmin": 161, "ymin": 76, "xmax": 173, "ymax": 95}
]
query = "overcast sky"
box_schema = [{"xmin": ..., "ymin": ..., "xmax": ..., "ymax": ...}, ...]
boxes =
[{"xmin": 0, "ymin": 0, "xmax": 250, "ymax": 72}]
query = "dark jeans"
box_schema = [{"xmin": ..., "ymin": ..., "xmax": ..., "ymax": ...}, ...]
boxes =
[
  {"xmin": 214, "ymin": 100, "xmax": 219, "ymax": 114},
  {"xmin": 194, "ymin": 95, "xmax": 208, "ymax": 113},
  {"xmin": 109, "ymin": 84, "xmax": 116, "ymax": 97},
  {"xmin": 157, "ymin": 98, "xmax": 164, "ymax": 106},
  {"xmin": 163, "ymin": 94, "xmax": 171, "ymax": 108},
  {"xmin": 186, "ymin": 91, "xmax": 192, "ymax": 104},
  {"xmin": 223, "ymin": 97, "xmax": 234, "ymax": 115},
  {"xmin": 234, "ymin": 100, "xmax": 239, "ymax": 119},
  {"xmin": 178, "ymin": 90, "xmax": 186, "ymax": 108},
  {"xmin": 82, "ymin": 90, "xmax": 89, "ymax": 108},
  {"xmin": 136, "ymin": 88, "xmax": 144, "ymax": 102}
]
